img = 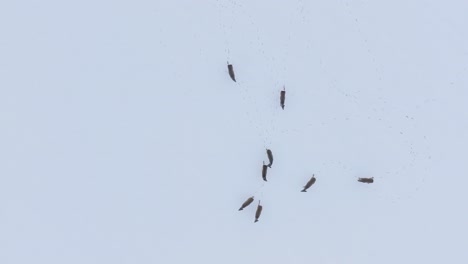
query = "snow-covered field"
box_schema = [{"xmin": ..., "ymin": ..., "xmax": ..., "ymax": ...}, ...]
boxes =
[{"xmin": 1, "ymin": 1, "xmax": 467, "ymax": 263}]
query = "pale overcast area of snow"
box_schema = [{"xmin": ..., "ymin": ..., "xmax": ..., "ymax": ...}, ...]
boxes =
[{"xmin": 1, "ymin": 1, "xmax": 468, "ymax": 263}]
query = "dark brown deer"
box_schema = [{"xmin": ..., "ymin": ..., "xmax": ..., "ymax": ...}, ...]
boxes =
[
  {"xmin": 262, "ymin": 162, "xmax": 268, "ymax": 182},
  {"xmin": 358, "ymin": 177, "xmax": 374, "ymax": 184},
  {"xmin": 266, "ymin": 149, "xmax": 273, "ymax": 168},
  {"xmin": 301, "ymin": 175, "xmax": 316, "ymax": 192},
  {"xmin": 238, "ymin": 196, "xmax": 254, "ymax": 211},
  {"xmin": 254, "ymin": 201, "xmax": 263, "ymax": 223},
  {"xmin": 227, "ymin": 62, "xmax": 236, "ymax": 82},
  {"xmin": 280, "ymin": 86, "xmax": 286, "ymax": 109}
]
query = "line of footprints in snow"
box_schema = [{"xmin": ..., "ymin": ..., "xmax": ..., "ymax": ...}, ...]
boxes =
[{"xmin": 228, "ymin": 63, "xmax": 374, "ymax": 223}]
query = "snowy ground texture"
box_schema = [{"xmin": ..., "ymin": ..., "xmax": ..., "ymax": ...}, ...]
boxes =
[{"xmin": 1, "ymin": 1, "xmax": 468, "ymax": 263}]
